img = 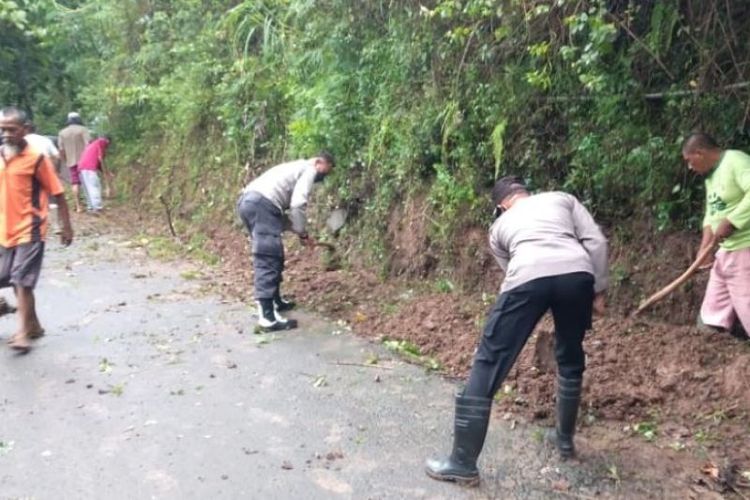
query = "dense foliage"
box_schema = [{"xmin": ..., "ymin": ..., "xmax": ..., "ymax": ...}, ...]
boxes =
[{"xmin": 4, "ymin": 1, "xmax": 750, "ymax": 256}]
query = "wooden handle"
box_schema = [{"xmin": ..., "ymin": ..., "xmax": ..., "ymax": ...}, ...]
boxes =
[
  {"xmin": 315, "ymin": 242, "xmax": 336, "ymax": 251},
  {"xmin": 633, "ymin": 238, "xmax": 717, "ymax": 316}
]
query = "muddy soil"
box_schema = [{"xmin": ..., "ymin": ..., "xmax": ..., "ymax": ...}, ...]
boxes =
[{"xmin": 109, "ymin": 206, "xmax": 750, "ymax": 496}]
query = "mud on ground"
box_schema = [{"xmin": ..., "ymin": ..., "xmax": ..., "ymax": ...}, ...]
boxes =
[{"xmin": 100, "ymin": 206, "xmax": 750, "ymax": 496}]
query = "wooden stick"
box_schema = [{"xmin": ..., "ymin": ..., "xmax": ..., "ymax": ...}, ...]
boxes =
[
  {"xmin": 633, "ymin": 238, "xmax": 717, "ymax": 316},
  {"xmin": 158, "ymin": 194, "xmax": 177, "ymax": 238},
  {"xmin": 315, "ymin": 241, "xmax": 336, "ymax": 251},
  {"xmin": 331, "ymin": 361, "xmax": 394, "ymax": 370}
]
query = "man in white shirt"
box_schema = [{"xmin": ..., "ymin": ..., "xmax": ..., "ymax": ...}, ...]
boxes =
[
  {"xmin": 24, "ymin": 127, "xmax": 60, "ymax": 166},
  {"xmin": 25, "ymin": 120, "xmax": 63, "ymax": 233},
  {"xmin": 237, "ymin": 152, "xmax": 334, "ymax": 331}
]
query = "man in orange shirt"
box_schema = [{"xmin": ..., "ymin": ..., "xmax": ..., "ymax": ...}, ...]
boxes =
[{"xmin": 0, "ymin": 107, "xmax": 73, "ymax": 352}]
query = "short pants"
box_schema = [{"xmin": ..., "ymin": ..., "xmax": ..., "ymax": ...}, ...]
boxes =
[
  {"xmin": 701, "ymin": 247, "xmax": 750, "ymax": 332},
  {"xmin": 0, "ymin": 242, "xmax": 45, "ymax": 289},
  {"xmin": 69, "ymin": 164, "xmax": 81, "ymax": 185}
]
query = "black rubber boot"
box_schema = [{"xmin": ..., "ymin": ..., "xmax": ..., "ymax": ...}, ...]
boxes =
[
  {"xmin": 273, "ymin": 289, "xmax": 296, "ymax": 312},
  {"xmin": 425, "ymin": 394, "xmax": 492, "ymax": 486},
  {"xmin": 256, "ymin": 299, "xmax": 297, "ymax": 331},
  {"xmin": 556, "ymin": 376, "xmax": 582, "ymax": 459}
]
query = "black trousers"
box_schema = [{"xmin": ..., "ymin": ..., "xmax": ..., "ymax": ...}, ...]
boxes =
[
  {"xmin": 465, "ymin": 272, "xmax": 594, "ymax": 399},
  {"xmin": 237, "ymin": 191, "xmax": 285, "ymax": 300}
]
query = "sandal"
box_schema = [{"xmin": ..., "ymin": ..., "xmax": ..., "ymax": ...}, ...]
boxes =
[
  {"xmin": 7, "ymin": 328, "xmax": 44, "ymax": 344},
  {"xmin": 8, "ymin": 335, "xmax": 31, "ymax": 353}
]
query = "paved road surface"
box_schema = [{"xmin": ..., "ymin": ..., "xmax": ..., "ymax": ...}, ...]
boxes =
[{"xmin": 0, "ymin": 230, "xmax": 684, "ymax": 499}]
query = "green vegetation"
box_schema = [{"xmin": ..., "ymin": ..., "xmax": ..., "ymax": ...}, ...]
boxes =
[
  {"xmin": 383, "ymin": 338, "xmax": 441, "ymax": 371},
  {"xmin": 632, "ymin": 420, "xmax": 658, "ymax": 442},
  {"xmin": 3, "ymin": 1, "xmax": 750, "ymax": 266}
]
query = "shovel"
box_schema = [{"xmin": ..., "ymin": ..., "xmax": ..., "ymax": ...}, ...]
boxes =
[
  {"xmin": 632, "ymin": 238, "xmax": 717, "ymax": 316},
  {"xmin": 326, "ymin": 208, "xmax": 348, "ymax": 234}
]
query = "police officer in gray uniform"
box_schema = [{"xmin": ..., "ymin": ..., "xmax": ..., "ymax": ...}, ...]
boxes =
[
  {"xmin": 426, "ymin": 176, "xmax": 608, "ymax": 486},
  {"xmin": 237, "ymin": 152, "xmax": 334, "ymax": 331}
]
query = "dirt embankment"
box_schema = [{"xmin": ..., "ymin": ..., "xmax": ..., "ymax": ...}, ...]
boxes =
[{"xmin": 111, "ymin": 192, "xmax": 750, "ymax": 479}]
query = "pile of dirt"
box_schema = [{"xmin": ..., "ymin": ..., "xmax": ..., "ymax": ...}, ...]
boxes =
[
  {"xmin": 384, "ymin": 194, "xmax": 437, "ymax": 277},
  {"xmin": 217, "ymin": 229, "xmax": 750, "ymax": 469},
  {"xmin": 101, "ymin": 207, "xmax": 750, "ymax": 472}
]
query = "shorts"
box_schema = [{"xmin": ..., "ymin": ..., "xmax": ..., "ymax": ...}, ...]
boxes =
[
  {"xmin": 0, "ymin": 242, "xmax": 45, "ymax": 289},
  {"xmin": 69, "ymin": 165, "xmax": 81, "ymax": 185}
]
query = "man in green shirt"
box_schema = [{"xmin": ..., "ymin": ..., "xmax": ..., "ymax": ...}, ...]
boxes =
[{"xmin": 682, "ymin": 133, "xmax": 750, "ymax": 339}]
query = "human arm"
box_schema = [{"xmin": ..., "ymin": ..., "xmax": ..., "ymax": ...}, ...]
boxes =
[
  {"xmin": 720, "ymin": 161, "xmax": 750, "ymax": 239},
  {"xmin": 488, "ymin": 224, "xmax": 509, "ymax": 273},
  {"xmin": 99, "ymin": 154, "xmax": 113, "ymax": 197},
  {"xmin": 697, "ymin": 225, "xmax": 715, "ymax": 268},
  {"xmin": 288, "ymin": 166, "xmax": 318, "ymax": 239},
  {"xmin": 45, "ymin": 139, "xmax": 62, "ymax": 177},
  {"xmin": 57, "ymin": 131, "xmax": 67, "ymax": 164},
  {"xmin": 35, "ymin": 157, "xmax": 72, "ymax": 245},
  {"xmin": 571, "ymin": 196, "xmax": 609, "ymax": 294},
  {"xmin": 54, "ymin": 194, "xmax": 73, "ymax": 246},
  {"xmin": 47, "ymin": 139, "xmax": 60, "ymax": 164}
]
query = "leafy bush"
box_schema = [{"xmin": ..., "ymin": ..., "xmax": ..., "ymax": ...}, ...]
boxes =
[{"xmin": 4, "ymin": 0, "xmax": 750, "ymax": 261}]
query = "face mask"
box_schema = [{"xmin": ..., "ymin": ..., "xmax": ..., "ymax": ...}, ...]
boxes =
[{"xmin": 314, "ymin": 171, "xmax": 327, "ymax": 183}]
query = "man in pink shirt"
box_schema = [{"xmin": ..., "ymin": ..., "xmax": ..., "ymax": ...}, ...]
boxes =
[{"xmin": 78, "ymin": 136, "xmax": 110, "ymax": 213}]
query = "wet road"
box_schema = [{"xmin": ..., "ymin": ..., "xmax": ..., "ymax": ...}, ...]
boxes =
[{"xmin": 0, "ymin": 231, "xmax": 687, "ymax": 499}]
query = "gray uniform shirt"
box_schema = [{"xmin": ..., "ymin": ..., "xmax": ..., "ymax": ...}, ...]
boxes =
[
  {"xmin": 243, "ymin": 159, "xmax": 318, "ymax": 235},
  {"xmin": 489, "ymin": 192, "xmax": 608, "ymax": 294}
]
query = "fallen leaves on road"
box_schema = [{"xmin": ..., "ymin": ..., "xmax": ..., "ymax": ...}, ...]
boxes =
[
  {"xmin": 0, "ymin": 441, "xmax": 14, "ymax": 456},
  {"xmin": 312, "ymin": 375, "xmax": 327, "ymax": 388},
  {"xmin": 99, "ymin": 357, "xmax": 114, "ymax": 373}
]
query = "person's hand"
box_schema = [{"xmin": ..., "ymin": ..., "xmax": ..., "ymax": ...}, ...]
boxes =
[
  {"xmin": 593, "ymin": 292, "xmax": 606, "ymax": 316},
  {"xmin": 60, "ymin": 225, "xmax": 73, "ymax": 247},
  {"xmin": 698, "ymin": 246, "xmax": 715, "ymax": 270},
  {"xmin": 698, "ymin": 257, "xmax": 714, "ymax": 270},
  {"xmin": 714, "ymin": 218, "xmax": 736, "ymax": 241}
]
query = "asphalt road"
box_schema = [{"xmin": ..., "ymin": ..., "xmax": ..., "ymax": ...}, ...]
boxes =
[{"xmin": 0, "ymin": 230, "xmax": 688, "ymax": 499}]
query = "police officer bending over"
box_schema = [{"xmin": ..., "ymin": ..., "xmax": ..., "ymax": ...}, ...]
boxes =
[
  {"xmin": 237, "ymin": 152, "xmax": 334, "ymax": 331},
  {"xmin": 426, "ymin": 176, "xmax": 608, "ymax": 486}
]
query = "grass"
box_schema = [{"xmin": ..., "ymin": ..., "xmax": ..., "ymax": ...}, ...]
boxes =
[
  {"xmin": 631, "ymin": 421, "xmax": 658, "ymax": 442},
  {"xmin": 380, "ymin": 302, "xmax": 399, "ymax": 316},
  {"xmin": 186, "ymin": 234, "xmax": 220, "ymax": 265},
  {"xmin": 531, "ymin": 428, "xmax": 545, "ymax": 443},
  {"xmin": 693, "ymin": 428, "xmax": 718, "ymax": 445},
  {"xmin": 180, "ymin": 270, "xmax": 201, "ymax": 280},
  {"xmin": 131, "ymin": 231, "xmax": 219, "ymax": 266},
  {"xmin": 382, "ymin": 338, "xmax": 442, "ymax": 371},
  {"xmin": 434, "ymin": 278, "xmax": 455, "ymax": 293}
]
